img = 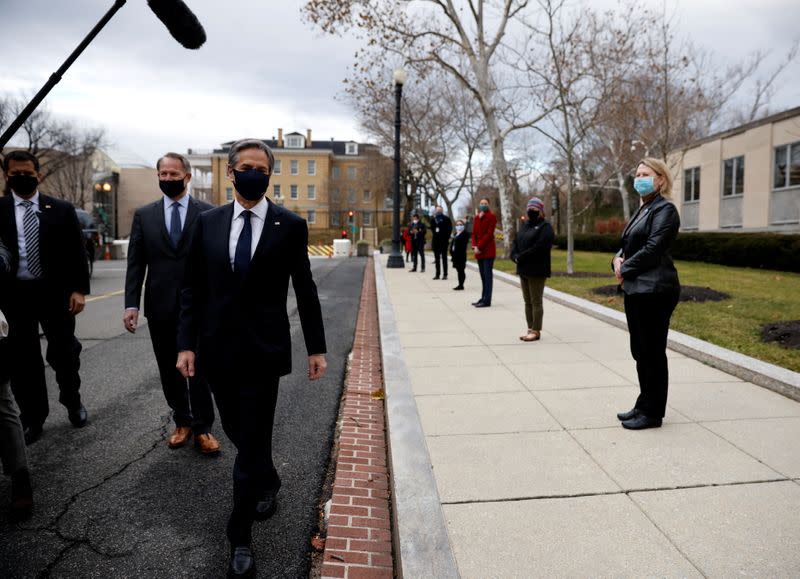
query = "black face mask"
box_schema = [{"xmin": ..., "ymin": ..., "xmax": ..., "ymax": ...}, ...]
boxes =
[
  {"xmin": 159, "ymin": 179, "xmax": 186, "ymax": 198},
  {"xmin": 8, "ymin": 174, "xmax": 39, "ymax": 197},
  {"xmin": 233, "ymin": 169, "xmax": 270, "ymax": 201},
  {"xmin": 527, "ymin": 210, "xmax": 540, "ymax": 222}
]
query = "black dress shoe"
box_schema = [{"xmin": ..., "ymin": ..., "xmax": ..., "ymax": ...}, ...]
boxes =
[
  {"xmin": 453, "ymin": 286, "xmax": 464, "ymax": 290},
  {"xmin": 68, "ymin": 404, "xmax": 88, "ymax": 427},
  {"xmin": 471, "ymin": 300, "xmax": 484, "ymax": 306},
  {"xmin": 616, "ymin": 408, "xmax": 640, "ymax": 421},
  {"xmin": 474, "ymin": 302, "xmax": 491, "ymax": 308},
  {"xmin": 10, "ymin": 468, "xmax": 33, "ymax": 521},
  {"xmin": 228, "ymin": 546, "xmax": 255, "ymax": 578},
  {"xmin": 621, "ymin": 414, "xmax": 662, "ymax": 430},
  {"xmin": 442, "ymin": 276, "xmax": 447, "ymax": 280},
  {"xmin": 23, "ymin": 425, "xmax": 43, "ymax": 445},
  {"xmin": 254, "ymin": 489, "xmax": 277, "ymax": 521},
  {"xmin": 433, "ymin": 275, "xmax": 440, "ymax": 280},
  {"xmin": 409, "ymin": 269, "xmax": 417, "ymax": 272}
]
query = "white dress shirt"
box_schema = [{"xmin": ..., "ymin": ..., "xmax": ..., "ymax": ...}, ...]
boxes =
[
  {"xmin": 229, "ymin": 197, "xmax": 268, "ymax": 269},
  {"xmin": 12, "ymin": 190, "xmax": 40, "ymax": 280},
  {"xmin": 163, "ymin": 193, "xmax": 190, "ymax": 235}
]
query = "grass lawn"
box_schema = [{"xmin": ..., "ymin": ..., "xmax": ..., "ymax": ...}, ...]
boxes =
[{"xmin": 494, "ymin": 249, "xmax": 800, "ymax": 373}]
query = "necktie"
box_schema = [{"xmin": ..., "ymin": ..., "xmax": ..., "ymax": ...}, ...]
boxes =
[
  {"xmin": 169, "ymin": 201, "xmax": 182, "ymax": 248},
  {"xmin": 234, "ymin": 210, "xmax": 252, "ymax": 278},
  {"xmin": 21, "ymin": 200, "xmax": 42, "ymax": 277}
]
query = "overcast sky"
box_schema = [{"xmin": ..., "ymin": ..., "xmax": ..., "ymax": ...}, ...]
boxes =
[{"xmin": 1, "ymin": 0, "xmax": 798, "ymax": 166}]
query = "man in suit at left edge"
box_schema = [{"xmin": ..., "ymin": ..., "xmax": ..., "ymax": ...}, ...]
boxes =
[
  {"xmin": 0, "ymin": 150, "xmax": 90, "ymax": 445},
  {"xmin": 124, "ymin": 152, "xmax": 220, "ymax": 454}
]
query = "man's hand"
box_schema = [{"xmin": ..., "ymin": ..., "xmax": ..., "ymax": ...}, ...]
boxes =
[
  {"xmin": 308, "ymin": 354, "xmax": 327, "ymax": 381},
  {"xmin": 613, "ymin": 256, "xmax": 624, "ymax": 284},
  {"xmin": 123, "ymin": 309, "xmax": 139, "ymax": 333},
  {"xmin": 473, "ymin": 246, "xmax": 480, "ymax": 255},
  {"xmin": 68, "ymin": 292, "xmax": 85, "ymax": 315},
  {"xmin": 176, "ymin": 350, "xmax": 196, "ymax": 378}
]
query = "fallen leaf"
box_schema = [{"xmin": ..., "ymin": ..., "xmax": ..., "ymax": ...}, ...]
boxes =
[
  {"xmin": 311, "ymin": 536, "xmax": 325, "ymax": 551},
  {"xmin": 370, "ymin": 388, "xmax": 385, "ymax": 400}
]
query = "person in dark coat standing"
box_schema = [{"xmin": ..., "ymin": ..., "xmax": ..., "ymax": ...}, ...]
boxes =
[
  {"xmin": 450, "ymin": 219, "xmax": 468, "ymax": 290},
  {"xmin": 177, "ymin": 139, "xmax": 327, "ymax": 577},
  {"xmin": 0, "ymin": 150, "xmax": 90, "ymax": 445},
  {"xmin": 0, "ymin": 233, "xmax": 32, "ymax": 519},
  {"xmin": 471, "ymin": 197, "xmax": 497, "ymax": 307},
  {"xmin": 613, "ymin": 157, "xmax": 681, "ymax": 431},
  {"xmin": 124, "ymin": 152, "xmax": 220, "ymax": 455},
  {"xmin": 430, "ymin": 205, "xmax": 453, "ymax": 280},
  {"xmin": 511, "ymin": 198, "xmax": 554, "ymax": 342},
  {"xmin": 408, "ymin": 213, "xmax": 426, "ymax": 272}
]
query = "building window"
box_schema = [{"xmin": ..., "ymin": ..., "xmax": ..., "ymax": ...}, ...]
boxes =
[
  {"xmin": 384, "ymin": 196, "xmax": 393, "ymax": 209},
  {"xmin": 723, "ymin": 156, "xmax": 745, "ymax": 197},
  {"xmin": 347, "ymin": 166, "xmax": 356, "ymax": 180},
  {"xmin": 225, "ymin": 187, "xmax": 233, "ymax": 202},
  {"xmin": 273, "ymin": 159, "xmax": 282, "ymax": 175},
  {"xmin": 332, "ymin": 166, "xmax": 340, "ymax": 180},
  {"xmin": 290, "ymin": 160, "xmax": 299, "ymax": 175},
  {"xmin": 363, "ymin": 190, "xmax": 371, "ymax": 202},
  {"xmin": 290, "ymin": 184, "xmax": 298, "ymax": 199},
  {"xmin": 362, "ymin": 211, "xmax": 372, "ymax": 226},
  {"xmin": 331, "ymin": 212, "xmax": 340, "ymax": 226},
  {"xmin": 287, "ymin": 135, "xmax": 304, "ymax": 148},
  {"xmin": 273, "ymin": 184, "xmax": 281, "ymax": 198},
  {"xmin": 307, "ymin": 184, "xmax": 316, "ymax": 200},
  {"xmin": 347, "ymin": 189, "xmax": 356, "ymax": 203},
  {"xmin": 345, "ymin": 142, "xmax": 358, "ymax": 155},
  {"xmin": 774, "ymin": 141, "xmax": 800, "ymax": 189},
  {"xmin": 332, "ymin": 188, "xmax": 340, "ymax": 201},
  {"xmin": 307, "ymin": 160, "xmax": 316, "ymax": 176},
  {"xmin": 683, "ymin": 167, "xmax": 700, "ymax": 202},
  {"xmin": 307, "ymin": 210, "xmax": 316, "ymax": 224}
]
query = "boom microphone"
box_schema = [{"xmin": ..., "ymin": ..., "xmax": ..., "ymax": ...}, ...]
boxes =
[{"xmin": 147, "ymin": 0, "xmax": 207, "ymax": 49}]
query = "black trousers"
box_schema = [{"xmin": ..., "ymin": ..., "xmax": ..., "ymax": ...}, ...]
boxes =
[
  {"xmin": 624, "ymin": 290, "xmax": 680, "ymax": 418},
  {"xmin": 477, "ymin": 258, "xmax": 495, "ymax": 305},
  {"xmin": 208, "ymin": 370, "xmax": 281, "ymax": 546},
  {"xmin": 432, "ymin": 242, "xmax": 448, "ymax": 277},
  {"xmin": 5, "ymin": 280, "xmax": 82, "ymax": 429},
  {"xmin": 411, "ymin": 243, "xmax": 425, "ymax": 270},
  {"xmin": 148, "ymin": 318, "xmax": 214, "ymax": 433},
  {"xmin": 453, "ymin": 263, "xmax": 466, "ymax": 287}
]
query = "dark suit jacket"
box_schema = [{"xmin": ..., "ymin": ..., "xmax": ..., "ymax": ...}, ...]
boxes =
[
  {"xmin": 178, "ymin": 200, "xmax": 326, "ymax": 379},
  {"xmin": 125, "ymin": 196, "xmax": 213, "ymax": 321},
  {"xmin": 0, "ymin": 193, "xmax": 90, "ymax": 306},
  {"xmin": 450, "ymin": 231, "xmax": 468, "ymax": 268},
  {"xmin": 431, "ymin": 214, "xmax": 453, "ymax": 247}
]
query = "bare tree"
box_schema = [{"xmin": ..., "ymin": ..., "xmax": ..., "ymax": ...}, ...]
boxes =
[{"xmin": 304, "ymin": 0, "xmax": 553, "ymax": 256}]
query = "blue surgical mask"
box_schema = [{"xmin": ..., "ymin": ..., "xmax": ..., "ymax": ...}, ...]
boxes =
[
  {"xmin": 455, "ymin": 225, "xmax": 465, "ymax": 233},
  {"xmin": 479, "ymin": 204, "xmax": 489, "ymax": 212},
  {"xmin": 233, "ymin": 169, "xmax": 270, "ymax": 201},
  {"xmin": 633, "ymin": 176, "xmax": 656, "ymax": 196}
]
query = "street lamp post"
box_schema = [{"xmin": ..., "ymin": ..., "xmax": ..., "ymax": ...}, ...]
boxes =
[{"xmin": 387, "ymin": 67, "xmax": 407, "ymax": 268}]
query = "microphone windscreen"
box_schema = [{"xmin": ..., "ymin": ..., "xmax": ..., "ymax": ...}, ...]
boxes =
[{"xmin": 147, "ymin": 0, "xmax": 207, "ymax": 49}]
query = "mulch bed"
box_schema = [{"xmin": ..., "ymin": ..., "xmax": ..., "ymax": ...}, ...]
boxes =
[
  {"xmin": 591, "ymin": 285, "xmax": 731, "ymax": 303},
  {"xmin": 761, "ymin": 321, "xmax": 800, "ymax": 349}
]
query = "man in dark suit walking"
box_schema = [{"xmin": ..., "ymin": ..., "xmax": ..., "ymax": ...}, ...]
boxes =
[
  {"xmin": 408, "ymin": 212, "xmax": 426, "ymax": 272},
  {"xmin": 124, "ymin": 152, "xmax": 220, "ymax": 454},
  {"xmin": 0, "ymin": 150, "xmax": 90, "ymax": 444},
  {"xmin": 431, "ymin": 205, "xmax": 453, "ymax": 280},
  {"xmin": 176, "ymin": 139, "xmax": 327, "ymax": 577}
]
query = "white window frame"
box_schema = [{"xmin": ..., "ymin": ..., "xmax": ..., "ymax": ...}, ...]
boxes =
[
  {"xmin": 722, "ymin": 155, "xmax": 745, "ymax": 197},
  {"xmin": 362, "ymin": 211, "xmax": 372, "ymax": 226},
  {"xmin": 273, "ymin": 159, "xmax": 282, "ymax": 175},
  {"xmin": 225, "ymin": 187, "xmax": 233, "ymax": 202},
  {"xmin": 683, "ymin": 166, "xmax": 701, "ymax": 203},
  {"xmin": 345, "ymin": 142, "xmax": 358, "ymax": 155},
  {"xmin": 307, "ymin": 210, "xmax": 316, "ymax": 224},
  {"xmin": 307, "ymin": 184, "xmax": 316, "ymax": 200},
  {"xmin": 290, "ymin": 160, "xmax": 299, "ymax": 176},
  {"xmin": 332, "ymin": 166, "xmax": 340, "ymax": 180},
  {"xmin": 286, "ymin": 135, "xmax": 304, "ymax": 149},
  {"xmin": 347, "ymin": 166, "xmax": 356, "ymax": 180},
  {"xmin": 774, "ymin": 141, "xmax": 800, "ymax": 190},
  {"xmin": 290, "ymin": 184, "xmax": 298, "ymax": 199},
  {"xmin": 347, "ymin": 188, "xmax": 356, "ymax": 203},
  {"xmin": 273, "ymin": 184, "xmax": 281, "ymax": 197},
  {"xmin": 363, "ymin": 190, "xmax": 371, "ymax": 202},
  {"xmin": 307, "ymin": 160, "xmax": 316, "ymax": 176}
]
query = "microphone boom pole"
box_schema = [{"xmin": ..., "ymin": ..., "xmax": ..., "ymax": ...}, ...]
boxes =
[{"xmin": 0, "ymin": 0, "xmax": 128, "ymax": 150}]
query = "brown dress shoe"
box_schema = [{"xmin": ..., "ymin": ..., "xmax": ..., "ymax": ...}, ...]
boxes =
[
  {"xmin": 195, "ymin": 433, "xmax": 221, "ymax": 455},
  {"xmin": 168, "ymin": 426, "xmax": 192, "ymax": 448}
]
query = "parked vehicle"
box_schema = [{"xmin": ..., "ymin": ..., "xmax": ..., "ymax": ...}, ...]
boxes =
[{"xmin": 75, "ymin": 208, "xmax": 100, "ymax": 277}]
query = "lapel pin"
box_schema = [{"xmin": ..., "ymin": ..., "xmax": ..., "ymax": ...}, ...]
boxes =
[
  {"xmin": 45, "ymin": 205, "xmax": 52, "ymax": 209},
  {"xmin": 274, "ymin": 221, "xmax": 280, "ymax": 225}
]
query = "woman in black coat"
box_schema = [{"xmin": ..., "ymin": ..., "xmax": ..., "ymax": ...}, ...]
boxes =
[
  {"xmin": 449, "ymin": 219, "xmax": 469, "ymax": 290},
  {"xmin": 613, "ymin": 157, "xmax": 681, "ymax": 430},
  {"xmin": 510, "ymin": 198, "xmax": 554, "ymax": 342}
]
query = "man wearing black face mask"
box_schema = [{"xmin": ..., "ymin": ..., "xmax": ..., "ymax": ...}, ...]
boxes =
[
  {"xmin": 0, "ymin": 150, "xmax": 90, "ymax": 444},
  {"xmin": 124, "ymin": 152, "xmax": 219, "ymax": 454},
  {"xmin": 176, "ymin": 138, "xmax": 327, "ymax": 577}
]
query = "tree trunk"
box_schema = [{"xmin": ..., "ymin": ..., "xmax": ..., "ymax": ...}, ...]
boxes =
[{"xmin": 616, "ymin": 170, "xmax": 631, "ymax": 221}]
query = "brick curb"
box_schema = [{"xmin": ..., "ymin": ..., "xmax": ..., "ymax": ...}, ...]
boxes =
[{"xmin": 321, "ymin": 257, "xmax": 394, "ymax": 579}]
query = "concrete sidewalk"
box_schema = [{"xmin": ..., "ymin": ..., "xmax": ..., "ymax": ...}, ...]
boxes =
[{"xmin": 377, "ymin": 258, "xmax": 800, "ymax": 578}]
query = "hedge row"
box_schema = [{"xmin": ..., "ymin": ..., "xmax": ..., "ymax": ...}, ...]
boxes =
[{"xmin": 554, "ymin": 232, "xmax": 800, "ymax": 273}]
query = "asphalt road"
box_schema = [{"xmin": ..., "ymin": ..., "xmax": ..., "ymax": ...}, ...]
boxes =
[{"xmin": 0, "ymin": 257, "xmax": 367, "ymax": 578}]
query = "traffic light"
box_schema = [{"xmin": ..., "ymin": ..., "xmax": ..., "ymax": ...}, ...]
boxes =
[{"xmin": 348, "ymin": 210, "xmax": 354, "ymax": 223}]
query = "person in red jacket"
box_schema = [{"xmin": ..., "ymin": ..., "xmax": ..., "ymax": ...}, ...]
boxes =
[
  {"xmin": 471, "ymin": 197, "xmax": 497, "ymax": 307},
  {"xmin": 401, "ymin": 226, "xmax": 412, "ymax": 262}
]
